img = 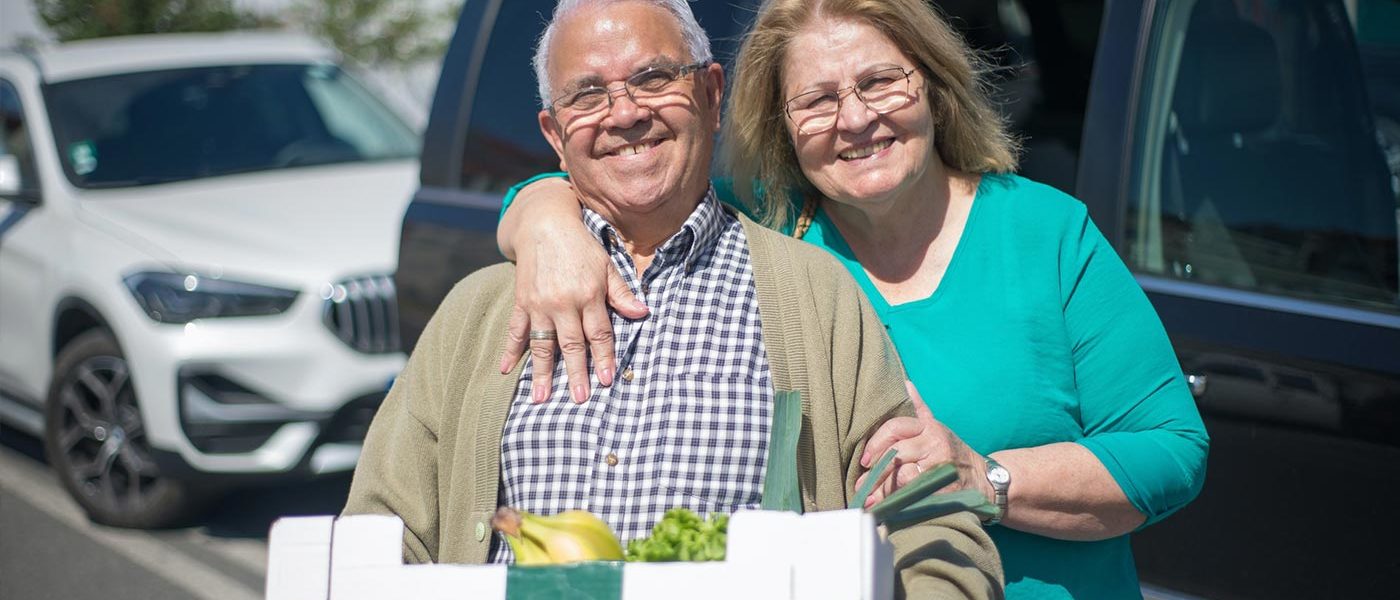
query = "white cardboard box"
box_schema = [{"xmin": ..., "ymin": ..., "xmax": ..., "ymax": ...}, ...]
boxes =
[{"xmin": 266, "ymin": 510, "xmax": 893, "ymax": 600}]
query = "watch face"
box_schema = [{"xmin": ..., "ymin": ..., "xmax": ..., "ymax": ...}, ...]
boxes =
[{"xmin": 989, "ymin": 466, "xmax": 1011, "ymax": 486}]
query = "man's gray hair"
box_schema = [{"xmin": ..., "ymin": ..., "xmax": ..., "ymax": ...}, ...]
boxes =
[{"xmin": 533, "ymin": 0, "xmax": 713, "ymax": 109}]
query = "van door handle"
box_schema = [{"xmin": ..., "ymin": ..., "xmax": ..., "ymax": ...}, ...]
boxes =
[{"xmin": 1186, "ymin": 374, "xmax": 1208, "ymax": 399}]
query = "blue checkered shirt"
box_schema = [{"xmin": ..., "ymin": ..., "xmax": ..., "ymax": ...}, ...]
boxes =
[{"xmin": 491, "ymin": 189, "xmax": 773, "ymax": 562}]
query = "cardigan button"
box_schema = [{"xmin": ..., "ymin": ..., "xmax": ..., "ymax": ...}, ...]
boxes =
[{"xmin": 475, "ymin": 521, "xmax": 487, "ymax": 541}]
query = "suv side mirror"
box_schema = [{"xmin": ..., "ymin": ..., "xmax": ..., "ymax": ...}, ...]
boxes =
[{"xmin": 0, "ymin": 154, "xmax": 38, "ymax": 204}]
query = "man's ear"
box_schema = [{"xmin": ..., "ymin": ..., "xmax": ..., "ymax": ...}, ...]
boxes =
[
  {"xmin": 538, "ymin": 108, "xmax": 569, "ymax": 171},
  {"xmin": 703, "ymin": 62, "xmax": 725, "ymax": 133}
]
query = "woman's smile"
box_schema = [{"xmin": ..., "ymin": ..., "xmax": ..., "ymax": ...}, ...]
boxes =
[{"xmin": 838, "ymin": 138, "xmax": 895, "ymax": 161}]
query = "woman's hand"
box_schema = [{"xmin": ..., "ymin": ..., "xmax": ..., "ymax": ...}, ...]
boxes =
[
  {"xmin": 855, "ymin": 381, "xmax": 994, "ymax": 508},
  {"xmin": 496, "ymin": 178, "xmax": 649, "ymax": 403}
]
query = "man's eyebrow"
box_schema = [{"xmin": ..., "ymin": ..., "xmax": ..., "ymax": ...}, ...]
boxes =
[
  {"xmin": 558, "ymin": 56, "xmax": 685, "ymax": 96},
  {"xmin": 638, "ymin": 55, "xmax": 683, "ymax": 70},
  {"xmin": 559, "ymin": 74, "xmax": 606, "ymax": 97}
]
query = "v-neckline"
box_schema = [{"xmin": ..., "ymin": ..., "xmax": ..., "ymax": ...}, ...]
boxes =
[{"xmin": 813, "ymin": 175, "xmax": 988, "ymax": 313}]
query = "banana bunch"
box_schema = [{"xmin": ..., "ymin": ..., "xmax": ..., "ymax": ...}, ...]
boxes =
[{"xmin": 491, "ymin": 506, "xmax": 625, "ymax": 565}]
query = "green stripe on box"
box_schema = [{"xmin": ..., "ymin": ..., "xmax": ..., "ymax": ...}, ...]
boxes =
[{"xmin": 506, "ymin": 562, "xmax": 624, "ymax": 600}]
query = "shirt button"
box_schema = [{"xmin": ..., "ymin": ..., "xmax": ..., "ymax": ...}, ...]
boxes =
[
  {"xmin": 605, "ymin": 453, "xmax": 619, "ymax": 467},
  {"xmin": 641, "ymin": 283, "xmax": 650, "ymax": 294},
  {"xmin": 475, "ymin": 521, "xmax": 487, "ymax": 541},
  {"xmin": 621, "ymin": 368, "xmax": 635, "ymax": 382}
]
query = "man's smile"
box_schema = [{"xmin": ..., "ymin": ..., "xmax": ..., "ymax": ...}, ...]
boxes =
[{"xmin": 603, "ymin": 138, "xmax": 665, "ymax": 158}]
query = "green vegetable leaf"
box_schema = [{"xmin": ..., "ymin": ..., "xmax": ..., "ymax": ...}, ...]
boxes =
[{"xmin": 624, "ymin": 508, "xmax": 730, "ymax": 562}]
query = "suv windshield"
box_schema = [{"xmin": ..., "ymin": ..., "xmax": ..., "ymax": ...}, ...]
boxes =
[{"xmin": 44, "ymin": 63, "xmax": 418, "ymax": 188}]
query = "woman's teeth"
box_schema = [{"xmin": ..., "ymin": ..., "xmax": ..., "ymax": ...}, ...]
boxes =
[{"xmin": 839, "ymin": 139, "xmax": 893, "ymax": 160}]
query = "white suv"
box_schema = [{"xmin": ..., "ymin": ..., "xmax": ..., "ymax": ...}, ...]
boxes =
[{"xmin": 0, "ymin": 33, "xmax": 417, "ymax": 527}]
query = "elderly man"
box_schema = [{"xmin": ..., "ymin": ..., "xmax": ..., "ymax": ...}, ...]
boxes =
[{"xmin": 344, "ymin": 0, "xmax": 1002, "ymax": 596}]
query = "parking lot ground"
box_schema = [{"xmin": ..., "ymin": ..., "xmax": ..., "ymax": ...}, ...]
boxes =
[{"xmin": 0, "ymin": 424, "xmax": 350, "ymax": 600}]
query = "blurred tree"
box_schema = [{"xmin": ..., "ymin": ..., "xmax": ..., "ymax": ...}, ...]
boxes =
[
  {"xmin": 289, "ymin": 0, "xmax": 460, "ymax": 67},
  {"xmin": 36, "ymin": 0, "xmax": 270, "ymax": 41}
]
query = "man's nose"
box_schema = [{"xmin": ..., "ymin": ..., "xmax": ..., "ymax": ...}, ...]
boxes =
[{"xmin": 602, "ymin": 85, "xmax": 650, "ymax": 130}]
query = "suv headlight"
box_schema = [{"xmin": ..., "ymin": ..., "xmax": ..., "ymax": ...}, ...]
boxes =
[{"xmin": 124, "ymin": 272, "xmax": 299, "ymax": 324}]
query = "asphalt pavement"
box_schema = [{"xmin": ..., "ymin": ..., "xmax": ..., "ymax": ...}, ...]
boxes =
[{"xmin": 0, "ymin": 424, "xmax": 352, "ymax": 600}]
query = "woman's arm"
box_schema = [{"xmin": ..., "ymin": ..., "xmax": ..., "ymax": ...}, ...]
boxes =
[
  {"xmin": 984, "ymin": 443, "xmax": 1146, "ymax": 540},
  {"xmin": 1054, "ymin": 208, "xmax": 1209, "ymax": 529},
  {"xmin": 498, "ymin": 174, "xmax": 574, "ymax": 261},
  {"xmin": 496, "ymin": 175, "xmax": 648, "ymax": 403},
  {"xmin": 857, "ymin": 385, "xmax": 1147, "ymax": 541},
  {"xmin": 857, "ymin": 207, "xmax": 1207, "ymax": 542}
]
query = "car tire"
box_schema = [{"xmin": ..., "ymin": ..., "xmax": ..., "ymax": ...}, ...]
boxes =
[{"xmin": 44, "ymin": 329, "xmax": 206, "ymax": 528}]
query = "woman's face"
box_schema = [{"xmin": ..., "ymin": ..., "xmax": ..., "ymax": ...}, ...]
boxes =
[{"xmin": 781, "ymin": 16, "xmax": 936, "ymax": 210}]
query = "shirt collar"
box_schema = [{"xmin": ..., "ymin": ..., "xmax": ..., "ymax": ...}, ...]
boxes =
[{"xmin": 581, "ymin": 187, "xmax": 725, "ymax": 274}]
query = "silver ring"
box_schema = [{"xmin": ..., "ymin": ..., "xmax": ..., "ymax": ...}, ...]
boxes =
[{"xmin": 528, "ymin": 329, "xmax": 558, "ymax": 341}]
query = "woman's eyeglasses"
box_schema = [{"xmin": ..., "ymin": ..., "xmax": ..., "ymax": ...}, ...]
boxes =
[{"xmin": 784, "ymin": 67, "xmax": 919, "ymax": 135}]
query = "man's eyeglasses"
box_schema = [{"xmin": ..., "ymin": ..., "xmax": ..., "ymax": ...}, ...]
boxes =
[
  {"xmin": 784, "ymin": 67, "xmax": 919, "ymax": 135},
  {"xmin": 550, "ymin": 61, "xmax": 712, "ymax": 116}
]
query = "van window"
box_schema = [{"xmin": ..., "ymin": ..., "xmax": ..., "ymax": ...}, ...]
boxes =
[
  {"xmin": 1127, "ymin": 0, "xmax": 1399, "ymax": 313},
  {"xmin": 979, "ymin": 0, "xmax": 1105, "ymax": 194},
  {"xmin": 457, "ymin": 1, "xmax": 558, "ymax": 194}
]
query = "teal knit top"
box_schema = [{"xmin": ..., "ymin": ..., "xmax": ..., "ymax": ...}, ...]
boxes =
[{"xmin": 502, "ymin": 172, "xmax": 1209, "ymax": 599}]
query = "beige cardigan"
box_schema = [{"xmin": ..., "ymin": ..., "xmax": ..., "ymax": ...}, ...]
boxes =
[{"xmin": 344, "ymin": 214, "xmax": 1004, "ymax": 599}]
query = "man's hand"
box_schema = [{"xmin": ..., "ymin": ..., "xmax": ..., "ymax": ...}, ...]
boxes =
[
  {"xmin": 497, "ymin": 178, "xmax": 649, "ymax": 403},
  {"xmin": 854, "ymin": 381, "xmax": 995, "ymax": 507}
]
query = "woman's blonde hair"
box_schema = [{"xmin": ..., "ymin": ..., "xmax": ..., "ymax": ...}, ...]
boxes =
[{"xmin": 724, "ymin": 0, "xmax": 1019, "ymax": 231}]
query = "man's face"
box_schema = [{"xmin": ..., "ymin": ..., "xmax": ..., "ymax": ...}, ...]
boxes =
[{"xmin": 538, "ymin": 1, "xmax": 723, "ymax": 221}]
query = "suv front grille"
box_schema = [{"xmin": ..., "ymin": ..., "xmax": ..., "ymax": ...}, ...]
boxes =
[{"xmin": 322, "ymin": 275, "xmax": 401, "ymax": 354}]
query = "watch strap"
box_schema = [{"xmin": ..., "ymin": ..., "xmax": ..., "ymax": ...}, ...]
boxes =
[{"xmin": 984, "ymin": 456, "xmax": 1009, "ymax": 526}]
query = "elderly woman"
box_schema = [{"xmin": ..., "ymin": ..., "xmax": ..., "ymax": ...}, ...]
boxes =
[{"xmin": 496, "ymin": 0, "xmax": 1209, "ymax": 597}]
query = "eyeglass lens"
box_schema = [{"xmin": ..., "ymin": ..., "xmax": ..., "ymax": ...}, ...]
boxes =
[
  {"xmin": 556, "ymin": 63, "xmax": 700, "ymax": 114},
  {"xmin": 786, "ymin": 68, "xmax": 915, "ymax": 135}
]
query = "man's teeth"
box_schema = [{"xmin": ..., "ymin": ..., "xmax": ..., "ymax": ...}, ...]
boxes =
[
  {"xmin": 617, "ymin": 141, "xmax": 655, "ymax": 156},
  {"xmin": 839, "ymin": 139, "xmax": 893, "ymax": 160}
]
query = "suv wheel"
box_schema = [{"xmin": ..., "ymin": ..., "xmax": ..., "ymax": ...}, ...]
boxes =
[{"xmin": 45, "ymin": 330, "xmax": 203, "ymax": 528}]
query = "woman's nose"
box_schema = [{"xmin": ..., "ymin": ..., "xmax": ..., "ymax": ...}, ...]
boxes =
[{"xmin": 835, "ymin": 92, "xmax": 877, "ymax": 134}]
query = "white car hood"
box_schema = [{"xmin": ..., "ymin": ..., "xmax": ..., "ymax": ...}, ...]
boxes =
[{"xmin": 77, "ymin": 160, "xmax": 418, "ymax": 288}]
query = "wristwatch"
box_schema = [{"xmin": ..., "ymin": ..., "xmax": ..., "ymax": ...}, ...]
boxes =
[{"xmin": 983, "ymin": 456, "xmax": 1011, "ymax": 526}]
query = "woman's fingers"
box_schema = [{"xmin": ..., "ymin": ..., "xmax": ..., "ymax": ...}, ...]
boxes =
[
  {"xmin": 859, "ymin": 438, "xmax": 923, "ymax": 506},
  {"xmin": 553, "ymin": 311, "xmax": 592, "ymax": 404},
  {"xmin": 501, "ymin": 305, "xmax": 531, "ymax": 373},
  {"xmin": 500, "ymin": 204, "xmax": 615, "ymax": 387},
  {"xmin": 582, "ymin": 301, "xmax": 617, "ymax": 388},
  {"xmin": 527, "ymin": 314, "xmax": 559, "ymax": 404},
  {"xmin": 856, "ymin": 382, "xmax": 984, "ymax": 504},
  {"xmin": 860, "ymin": 459, "xmax": 895, "ymax": 507},
  {"xmin": 861, "ymin": 415, "xmax": 925, "ymax": 467},
  {"xmin": 582, "ymin": 265, "xmax": 637, "ymax": 389},
  {"xmin": 605, "ymin": 265, "xmax": 649, "ymax": 319},
  {"xmin": 864, "ymin": 460, "xmax": 924, "ymax": 508}
]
